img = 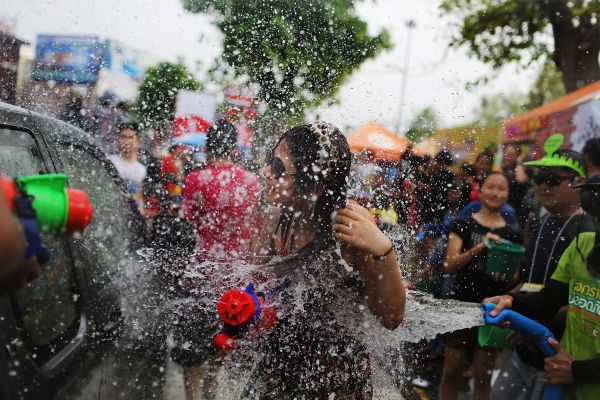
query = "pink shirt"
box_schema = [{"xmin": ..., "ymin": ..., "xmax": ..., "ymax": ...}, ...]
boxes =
[{"xmin": 182, "ymin": 163, "xmax": 261, "ymax": 259}]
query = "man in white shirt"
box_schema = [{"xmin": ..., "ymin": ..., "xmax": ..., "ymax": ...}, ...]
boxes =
[{"xmin": 108, "ymin": 120, "xmax": 146, "ymax": 214}]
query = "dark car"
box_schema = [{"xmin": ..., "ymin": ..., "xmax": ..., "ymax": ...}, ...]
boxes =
[{"xmin": 0, "ymin": 102, "xmax": 170, "ymax": 399}]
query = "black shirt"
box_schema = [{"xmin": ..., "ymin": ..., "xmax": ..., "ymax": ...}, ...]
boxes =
[
  {"xmin": 521, "ymin": 213, "xmax": 596, "ymax": 285},
  {"xmin": 450, "ymin": 217, "xmax": 521, "ymax": 303},
  {"xmin": 502, "ymin": 166, "xmax": 529, "ymax": 221},
  {"xmin": 428, "ymin": 169, "xmax": 456, "ymax": 223}
]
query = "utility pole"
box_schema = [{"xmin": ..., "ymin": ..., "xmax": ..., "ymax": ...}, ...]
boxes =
[{"xmin": 395, "ymin": 19, "xmax": 416, "ymax": 135}]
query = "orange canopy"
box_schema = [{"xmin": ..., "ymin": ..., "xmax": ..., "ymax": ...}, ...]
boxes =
[
  {"xmin": 505, "ymin": 79, "xmax": 600, "ymax": 141},
  {"xmin": 347, "ymin": 121, "xmax": 410, "ymax": 161}
]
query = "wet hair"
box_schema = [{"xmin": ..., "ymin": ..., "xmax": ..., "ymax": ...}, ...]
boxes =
[
  {"xmin": 116, "ymin": 119, "xmax": 140, "ymax": 136},
  {"xmin": 503, "ymin": 143, "xmax": 521, "ymax": 156},
  {"xmin": 115, "ymin": 101, "xmax": 129, "ymax": 113},
  {"xmin": 475, "ymin": 151, "xmax": 494, "ymax": 165},
  {"xmin": 435, "ymin": 149, "xmax": 454, "ymax": 166},
  {"xmin": 276, "ymin": 124, "xmax": 352, "ymax": 235},
  {"xmin": 206, "ymin": 119, "xmax": 238, "ymax": 158},
  {"xmin": 461, "ymin": 163, "xmax": 476, "ymax": 178},
  {"xmin": 481, "ymin": 171, "xmax": 510, "ymax": 188},
  {"xmin": 448, "ymin": 180, "xmax": 470, "ymax": 209},
  {"xmin": 583, "ymin": 138, "xmax": 600, "ymax": 170}
]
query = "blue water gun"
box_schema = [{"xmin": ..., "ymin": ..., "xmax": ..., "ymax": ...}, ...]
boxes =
[{"xmin": 482, "ymin": 302, "xmax": 564, "ymax": 400}]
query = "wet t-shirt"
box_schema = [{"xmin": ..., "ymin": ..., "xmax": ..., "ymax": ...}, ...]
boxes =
[
  {"xmin": 182, "ymin": 163, "xmax": 260, "ymax": 258},
  {"xmin": 551, "ymin": 232, "xmax": 600, "ymax": 400},
  {"xmin": 247, "ymin": 238, "xmax": 372, "ymax": 399},
  {"xmin": 450, "ymin": 216, "xmax": 521, "ymax": 303}
]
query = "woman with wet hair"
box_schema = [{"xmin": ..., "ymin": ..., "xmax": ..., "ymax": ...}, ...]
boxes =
[{"xmin": 246, "ymin": 122, "xmax": 405, "ymax": 398}]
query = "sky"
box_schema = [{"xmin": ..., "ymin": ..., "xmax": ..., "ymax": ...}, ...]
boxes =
[{"xmin": 2, "ymin": 0, "xmax": 539, "ymax": 133}]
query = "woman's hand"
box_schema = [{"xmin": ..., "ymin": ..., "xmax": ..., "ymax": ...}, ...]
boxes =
[
  {"xmin": 334, "ymin": 203, "xmax": 392, "ymax": 257},
  {"xmin": 484, "ymin": 232, "xmax": 502, "ymax": 244},
  {"xmin": 470, "ymin": 232, "xmax": 501, "ymax": 257},
  {"xmin": 337, "ymin": 202, "xmax": 405, "ymax": 329}
]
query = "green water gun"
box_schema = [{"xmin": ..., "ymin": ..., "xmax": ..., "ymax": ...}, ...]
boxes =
[{"xmin": 1, "ymin": 174, "xmax": 93, "ymax": 264}]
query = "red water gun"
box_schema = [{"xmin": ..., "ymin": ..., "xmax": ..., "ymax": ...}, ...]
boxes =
[{"xmin": 214, "ymin": 281, "xmax": 285, "ymax": 351}]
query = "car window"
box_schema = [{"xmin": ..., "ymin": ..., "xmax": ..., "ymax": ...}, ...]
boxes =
[
  {"xmin": 0, "ymin": 127, "xmax": 81, "ymax": 364},
  {"xmin": 0, "ymin": 128, "xmax": 44, "ymax": 176},
  {"xmin": 57, "ymin": 142, "xmax": 141, "ymax": 289}
]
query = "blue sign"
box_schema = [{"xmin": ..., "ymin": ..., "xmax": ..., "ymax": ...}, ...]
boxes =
[
  {"xmin": 101, "ymin": 39, "xmax": 146, "ymax": 81},
  {"xmin": 32, "ymin": 35, "xmax": 103, "ymax": 84}
]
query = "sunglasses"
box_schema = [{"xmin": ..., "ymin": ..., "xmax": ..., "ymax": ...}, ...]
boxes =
[
  {"xmin": 533, "ymin": 172, "xmax": 575, "ymax": 187},
  {"xmin": 266, "ymin": 149, "xmax": 297, "ymax": 180}
]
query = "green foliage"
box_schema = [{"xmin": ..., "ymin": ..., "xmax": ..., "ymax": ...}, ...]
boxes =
[
  {"xmin": 473, "ymin": 90, "xmax": 527, "ymax": 125},
  {"xmin": 440, "ymin": 0, "xmax": 600, "ymax": 92},
  {"xmin": 525, "ymin": 60, "xmax": 565, "ymax": 109},
  {"xmin": 136, "ymin": 62, "xmax": 202, "ymax": 129},
  {"xmin": 405, "ymin": 107, "xmax": 439, "ymax": 142},
  {"xmin": 182, "ymin": 0, "xmax": 391, "ymax": 126},
  {"xmin": 473, "ymin": 60, "xmax": 565, "ymax": 124}
]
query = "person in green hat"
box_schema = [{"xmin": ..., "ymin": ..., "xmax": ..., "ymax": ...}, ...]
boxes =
[{"xmin": 487, "ymin": 135, "xmax": 600, "ymax": 400}]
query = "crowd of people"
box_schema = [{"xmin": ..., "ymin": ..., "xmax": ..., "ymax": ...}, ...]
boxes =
[
  {"xmin": 355, "ymin": 136, "xmax": 600, "ymax": 400},
  {"xmin": 2, "ymin": 92, "xmax": 600, "ymax": 399}
]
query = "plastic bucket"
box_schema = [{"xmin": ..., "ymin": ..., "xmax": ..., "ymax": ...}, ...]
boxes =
[
  {"xmin": 485, "ymin": 239, "xmax": 525, "ymax": 278},
  {"xmin": 478, "ymin": 325, "xmax": 515, "ymax": 349}
]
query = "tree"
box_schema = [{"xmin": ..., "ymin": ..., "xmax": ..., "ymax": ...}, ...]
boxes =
[
  {"xmin": 405, "ymin": 107, "xmax": 439, "ymax": 142},
  {"xmin": 525, "ymin": 59, "xmax": 566, "ymax": 109},
  {"xmin": 473, "ymin": 90, "xmax": 527, "ymax": 125},
  {"xmin": 136, "ymin": 62, "xmax": 202, "ymax": 130},
  {"xmin": 440, "ymin": 0, "xmax": 600, "ymax": 92},
  {"xmin": 472, "ymin": 61, "xmax": 566, "ymax": 125},
  {"xmin": 182, "ymin": 0, "xmax": 391, "ymax": 128}
]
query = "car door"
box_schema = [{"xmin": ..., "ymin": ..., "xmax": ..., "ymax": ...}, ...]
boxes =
[
  {"xmin": 0, "ymin": 123, "xmax": 88, "ymax": 400},
  {"xmin": 0, "ymin": 109, "xmax": 164, "ymax": 400},
  {"xmin": 47, "ymin": 133, "xmax": 167, "ymax": 400},
  {"xmin": 49, "ymin": 134, "xmax": 145, "ymax": 334}
]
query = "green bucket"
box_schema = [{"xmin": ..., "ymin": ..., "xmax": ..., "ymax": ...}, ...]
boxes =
[
  {"xmin": 485, "ymin": 239, "xmax": 525, "ymax": 278},
  {"xmin": 478, "ymin": 325, "xmax": 515, "ymax": 349}
]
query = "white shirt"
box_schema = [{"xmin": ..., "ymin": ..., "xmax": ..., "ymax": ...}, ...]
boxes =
[{"xmin": 108, "ymin": 154, "xmax": 147, "ymax": 193}]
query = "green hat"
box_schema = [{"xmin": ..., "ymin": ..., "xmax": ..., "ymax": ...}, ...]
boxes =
[{"xmin": 523, "ymin": 133, "xmax": 586, "ymax": 177}]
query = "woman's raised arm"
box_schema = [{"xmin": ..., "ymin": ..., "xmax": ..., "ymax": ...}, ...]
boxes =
[{"xmin": 334, "ymin": 203, "xmax": 405, "ymax": 329}]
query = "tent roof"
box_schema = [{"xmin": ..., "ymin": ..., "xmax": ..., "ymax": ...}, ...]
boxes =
[
  {"xmin": 347, "ymin": 121, "xmax": 410, "ymax": 161},
  {"xmin": 506, "ymin": 80, "xmax": 600, "ymax": 126}
]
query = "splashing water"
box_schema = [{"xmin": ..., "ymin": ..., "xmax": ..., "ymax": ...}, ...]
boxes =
[{"xmin": 110, "ymin": 223, "xmax": 485, "ymax": 399}]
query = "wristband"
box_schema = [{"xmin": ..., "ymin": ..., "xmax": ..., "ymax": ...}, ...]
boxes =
[{"xmin": 373, "ymin": 244, "xmax": 394, "ymax": 261}]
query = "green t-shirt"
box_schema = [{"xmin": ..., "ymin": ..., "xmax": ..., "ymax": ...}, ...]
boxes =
[{"xmin": 552, "ymin": 232, "xmax": 600, "ymax": 400}]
